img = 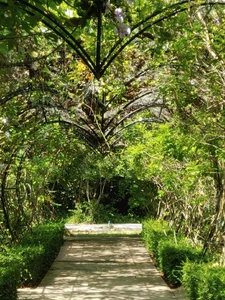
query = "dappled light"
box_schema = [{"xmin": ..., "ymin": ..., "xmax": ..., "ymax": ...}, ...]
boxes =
[
  {"xmin": 1, "ymin": 0, "xmax": 225, "ymax": 298},
  {"xmin": 18, "ymin": 235, "xmax": 186, "ymax": 300}
]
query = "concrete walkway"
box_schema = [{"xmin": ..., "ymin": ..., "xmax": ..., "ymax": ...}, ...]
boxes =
[{"xmin": 18, "ymin": 225, "xmax": 187, "ymax": 300}]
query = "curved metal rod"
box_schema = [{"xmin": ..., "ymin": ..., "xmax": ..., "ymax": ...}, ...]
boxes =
[
  {"xmin": 0, "ymin": 0, "xmax": 97, "ymax": 76},
  {"xmin": 100, "ymin": 0, "xmax": 225, "ymax": 76}
]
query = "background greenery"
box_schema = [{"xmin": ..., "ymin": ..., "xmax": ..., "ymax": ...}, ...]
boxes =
[{"xmin": 1, "ymin": 0, "xmax": 225, "ymax": 287}]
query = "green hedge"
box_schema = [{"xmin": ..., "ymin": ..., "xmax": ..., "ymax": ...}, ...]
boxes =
[
  {"xmin": 18, "ymin": 222, "xmax": 64, "ymax": 286},
  {"xmin": 0, "ymin": 253, "xmax": 22, "ymax": 300},
  {"xmin": 20, "ymin": 223, "xmax": 64, "ymax": 260},
  {"xmin": 142, "ymin": 218, "xmax": 172, "ymax": 259},
  {"xmin": 142, "ymin": 218, "xmax": 205, "ymax": 287},
  {"xmin": 0, "ymin": 222, "xmax": 64, "ymax": 299},
  {"xmin": 182, "ymin": 262, "xmax": 225, "ymax": 300},
  {"xmin": 157, "ymin": 238, "xmax": 202, "ymax": 286},
  {"xmin": 13, "ymin": 245, "xmax": 46, "ymax": 286}
]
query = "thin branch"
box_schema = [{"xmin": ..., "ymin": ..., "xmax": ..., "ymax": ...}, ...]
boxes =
[
  {"xmin": 104, "ymin": 90, "xmax": 159, "ymax": 131},
  {"xmin": 100, "ymin": 7, "xmax": 187, "ymax": 76},
  {"xmin": 0, "ymin": 40, "xmax": 66, "ymax": 68},
  {"xmin": 0, "ymin": 86, "xmax": 30, "ymax": 105},
  {"xmin": 109, "ymin": 117, "xmax": 163, "ymax": 148},
  {"xmin": 100, "ymin": 1, "xmax": 225, "ymax": 76},
  {"xmin": 105, "ymin": 104, "xmax": 163, "ymax": 138},
  {"xmin": 0, "ymin": 0, "xmax": 97, "ymax": 76}
]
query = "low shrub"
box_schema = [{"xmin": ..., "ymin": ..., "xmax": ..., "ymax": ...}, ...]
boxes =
[
  {"xmin": 18, "ymin": 222, "xmax": 64, "ymax": 286},
  {"xmin": 182, "ymin": 262, "xmax": 225, "ymax": 300},
  {"xmin": 0, "ymin": 253, "xmax": 22, "ymax": 300},
  {"xmin": 67, "ymin": 202, "xmax": 141, "ymax": 224},
  {"xmin": 157, "ymin": 238, "xmax": 202, "ymax": 286},
  {"xmin": 20, "ymin": 222, "xmax": 64, "ymax": 247},
  {"xmin": 182, "ymin": 261, "xmax": 202, "ymax": 300},
  {"xmin": 13, "ymin": 245, "xmax": 45, "ymax": 286},
  {"xmin": 0, "ymin": 222, "xmax": 64, "ymax": 300},
  {"xmin": 142, "ymin": 218, "xmax": 172, "ymax": 259}
]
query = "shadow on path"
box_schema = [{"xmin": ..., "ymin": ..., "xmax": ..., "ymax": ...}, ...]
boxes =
[{"xmin": 18, "ymin": 226, "xmax": 187, "ymax": 300}]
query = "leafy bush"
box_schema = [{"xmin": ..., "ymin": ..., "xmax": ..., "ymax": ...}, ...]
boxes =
[
  {"xmin": 182, "ymin": 262, "xmax": 225, "ymax": 300},
  {"xmin": 67, "ymin": 202, "xmax": 142, "ymax": 224},
  {"xmin": 182, "ymin": 261, "xmax": 202, "ymax": 300},
  {"xmin": 67, "ymin": 205, "xmax": 92, "ymax": 224},
  {"xmin": 18, "ymin": 222, "xmax": 64, "ymax": 285},
  {"xmin": 142, "ymin": 218, "xmax": 172, "ymax": 259},
  {"xmin": 0, "ymin": 253, "xmax": 22, "ymax": 300},
  {"xmin": 157, "ymin": 238, "xmax": 203, "ymax": 286},
  {"xmin": 0, "ymin": 222, "xmax": 64, "ymax": 299},
  {"xmin": 13, "ymin": 245, "xmax": 45, "ymax": 286},
  {"xmin": 20, "ymin": 222, "xmax": 64, "ymax": 247}
]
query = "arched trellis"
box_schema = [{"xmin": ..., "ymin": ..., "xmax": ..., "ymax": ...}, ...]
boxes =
[
  {"xmin": 0, "ymin": 0, "xmax": 225, "ymax": 247},
  {"xmin": 0, "ymin": 120, "xmax": 73, "ymax": 240},
  {"xmin": 0, "ymin": 73, "xmax": 169, "ymax": 154},
  {"xmin": 0, "ymin": 0, "xmax": 224, "ymax": 155},
  {"xmin": 0, "ymin": 0, "xmax": 224, "ymax": 79}
]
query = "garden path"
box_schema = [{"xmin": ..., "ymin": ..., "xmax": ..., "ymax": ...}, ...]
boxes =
[{"xmin": 18, "ymin": 224, "xmax": 187, "ymax": 300}]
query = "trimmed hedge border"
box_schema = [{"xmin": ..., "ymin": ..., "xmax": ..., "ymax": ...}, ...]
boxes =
[
  {"xmin": 0, "ymin": 222, "xmax": 64, "ymax": 299},
  {"xmin": 0, "ymin": 254, "xmax": 22, "ymax": 300},
  {"xmin": 142, "ymin": 218, "xmax": 225, "ymax": 299},
  {"xmin": 142, "ymin": 218, "xmax": 172, "ymax": 259},
  {"xmin": 182, "ymin": 262, "xmax": 225, "ymax": 300},
  {"xmin": 142, "ymin": 219, "xmax": 204, "ymax": 286},
  {"xmin": 157, "ymin": 237, "xmax": 202, "ymax": 286},
  {"xmin": 18, "ymin": 222, "xmax": 64, "ymax": 286}
]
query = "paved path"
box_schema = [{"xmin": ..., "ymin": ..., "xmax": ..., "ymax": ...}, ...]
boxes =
[{"xmin": 18, "ymin": 226, "xmax": 187, "ymax": 300}]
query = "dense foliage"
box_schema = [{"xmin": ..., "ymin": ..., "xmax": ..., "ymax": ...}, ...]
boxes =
[
  {"xmin": 0, "ymin": 254, "xmax": 21, "ymax": 300},
  {"xmin": 0, "ymin": 222, "xmax": 64, "ymax": 299},
  {"xmin": 182, "ymin": 262, "xmax": 225, "ymax": 300},
  {"xmin": 142, "ymin": 219, "xmax": 206, "ymax": 286},
  {"xmin": 143, "ymin": 219, "xmax": 225, "ymax": 298},
  {"xmin": 0, "ymin": 0, "xmax": 225, "ymax": 266},
  {"xmin": 157, "ymin": 238, "xmax": 203, "ymax": 286}
]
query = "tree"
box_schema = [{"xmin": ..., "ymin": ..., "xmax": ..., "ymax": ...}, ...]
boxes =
[{"xmin": 1, "ymin": 0, "xmax": 225, "ymax": 244}]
